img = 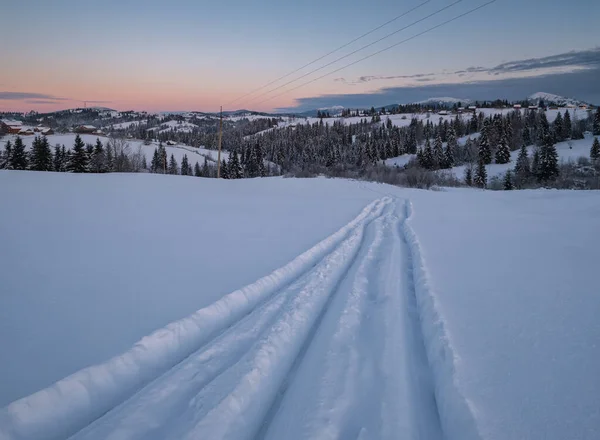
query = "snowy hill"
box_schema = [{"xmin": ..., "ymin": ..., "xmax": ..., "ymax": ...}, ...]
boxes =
[
  {"xmin": 415, "ymin": 97, "xmax": 472, "ymax": 106},
  {"xmin": 528, "ymin": 92, "xmax": 584, "ymax": 106},
  {"xmin": 1, "ymin": 172, "xmax": 599, "ymax": 440}
]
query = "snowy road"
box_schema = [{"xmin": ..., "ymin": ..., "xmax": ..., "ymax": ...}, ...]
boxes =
[{"xmin": 2, "ymin": 197, "xmax": 446, "ymax": 440}]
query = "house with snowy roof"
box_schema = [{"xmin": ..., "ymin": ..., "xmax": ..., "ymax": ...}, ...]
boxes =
[
  {"xmin": 74, "ymin": 125, "xmax": 97, "ymax": 134},
  {"xmin": 0, "ymin": 119, "xmax": 24, "ymax": 134}
]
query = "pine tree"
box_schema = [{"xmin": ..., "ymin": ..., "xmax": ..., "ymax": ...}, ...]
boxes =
[
  {"xmin": 531, "ymin": 148, "xmax": 541, "ymax": 180},
  {"xmin": 538, "ymin": 135, "xmax": 559, "ymax": 182},
  {"xmin": 91, "ymin": 138, "xmax": 106, "ymax": 173},
  {"xmin": 538, "ymin": 112, "xmax": 550, "ymax": 145},
  {"xmin": 85, "ymin": 144, "xmax": 94, "ymax": 172},
  {"xmin": 30, "ymin": 136, "xmax": 53, "ymax": 171},
  {"xmin": 420, "ymin": 139, "xmax": 434, "ymax": 169},
  {"xmin": 478, "ymin": 122, "xmax": 492, "ymax": 164},
  {"xmin": 1, "ymin": 140, "xmax": 13, "ymax": 169},
  {"xmin": 444, "ymin": 127, "xmax": 457, "ymax": 168},
  {"xmin": 590, "ymin": 137, "xmax": 600, "ymax": 162},
  {"xmin": 522, "ymin": 123, "xmax": 532, "ymax": 146},
  {"xmin": 202, "ymin": 157, "xmax": 210, "ymax": 177},
  {"xmin": 474, "ymin": 157, "xmax": 487, "ymax": 188},
  {"xmin": 150, "ymin": 148, "xmax": 160, "ymax": 173},
  {"xmin": 593, "ymin": 108, "xmax": 600, "ymax": 136},
  {"xmin": 503, "ymin": 170, "xmax": 514, "ymax": 190},
  {"xmin": 105, "ymin": 143, "xmax": 114, "ymax": 172},
  {"xmin": 464, "ymin": 166, "xmax": 473, "ymax": 186},
  {"xmin": 9, "ymin": 136, "xmax": 28, "ymax": 170},
  {"xmin": 228, "ymin": 151, "xmax": 243, "ymax": 179},
  {"xmin": 433, "ymin": 135, "xmax": 444, "ymax": 169},
  {"xmin": 68, "ymin": 135, "xmax": 88, "ymax": 173},
  {"xmin": 194, "ymin": 161, "xmax": 202, "ymax": 177},
  {"xmin": 553, "ymin": 111, "xmax": 564, "ymax": 142},
  {"xmin": 495, "ymin": 133, "xmax": 511, "ymax": 164},
  {"xmin": 563, "ymin": 110, "xmax": 572, "ymax": 140},
  {"xmin": 514, "ymin": 145, "xmax": 530, "ymax": 180},
  {"xmin": 168, "ymin": 154, "xmax": 178, "ymax": 175},
  {"xmin": 52, "ymin": 145, "xmax": 62, "ymax": 171},
  {"xmin": 220, "ymin": 158, "xmax": 229, "ymax": 179},
  {"xmin": 181, "ymin": 154, "xmax": 190, "ymax": 175}
]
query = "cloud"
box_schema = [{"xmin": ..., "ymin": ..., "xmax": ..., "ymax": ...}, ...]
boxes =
[
  {"xmin": 0, "ymin": 92, "xmax": 70, "ymax": 101},
  {"xmin": 277, "ymin": 67, "xmax": 600, "ymax": 112},
  {"xmin": 335, "ymin": 48, "xmax": 600, "ymax": 86},
  {"xmin": 25, "ymin": 100, "xmax": 67, "ymax": 105},
  {"xmin": 83, "ymin": 100, "xmax": 112, "ymax": 104},
  {"xmin": 489, "ymin": 47, "xmax": 600, "ymax": 73}
]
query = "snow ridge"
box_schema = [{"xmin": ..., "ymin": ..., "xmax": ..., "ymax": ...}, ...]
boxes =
[
  {"xmin": 0, "ymin": 199, "xmax": 386, "ymax": 440},
  {"xmin": 400, "ymin": 200, "xmax": 481, "ymax": 440}
]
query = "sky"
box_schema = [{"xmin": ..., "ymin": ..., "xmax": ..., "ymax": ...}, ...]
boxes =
[{"xmin": 1, "ymin": 0, "xmax": 599, "ymax": 113}]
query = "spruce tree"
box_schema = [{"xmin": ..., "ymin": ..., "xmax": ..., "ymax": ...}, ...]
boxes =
[
  {"xmin": 522, "ymin": 123, "xmax": 532, "ymax": 146},
  {"xmin": 194, "ymin": 161, "xmax": 202, "ymax": 177},
  {"xmin": 593, "ymin": 108, "xmax": 600, "ymax": 136},
  {"xmin": 474, "ymin": 157, "xmax": 487, "ymax": 188},
  {"xmin": 503, "ymin": 170, "xmax": 514, "ymax": 190},
  {"xmin": 514, "ymin": 145, "xmax": 530, "ymax": 180},
  {"xmin": 590, "ymin": 137, "xmax": 600, "ymax": 162},
  {"xmin": 228, "ymin": 151, "xmax": 243, "ymax": 179},
  {"xmin": 421, "ymin": 139, "xmax": 434, "ymax": 169},
  {"xmin": 53, "ymin": 145, "xmax": 62, "ymax": 171},
  {"xmin": 220, "ymin": 158, "xmax": 229, "ymax": 179},
  {"xmin": 151, "ymin": 148, "xmax": 160, "ymax": 173},
  {"xmin": 30, "ymin": 136, "xmax": 53, "ymax": 171},
  {"xmin": 538, "ymin": 135, "xmax": 559, "ymax": 182},
  {"xmin": 67, "ymin": 135, "xmax": 88, "ymax": 173},
  {"xmin": 538, "ymin": 112, "xmax": 550, "ymax": 145},
  {"xmin": 202, "ymin": 157, "xmax": 210, "ymax": 177},
  {"xmin": 433, "ymin": 135, "xmax": 444, "ymax": 169},
  {"xmin": 478, "ymin": 122, "xmax": 492, "ymax": 164},
  {"xmin": 85, "ymin": 144, "xmax": 94, "ymax": 172},
  {"xmin": 531, "ymin": 148, "xmax": 541, "ymax": 180},
  {"xmin": 9, "ymin": 136, "xmax": 28, "ymax": 170},
  {"xmin": 1, "ymin": 140, "xmax": 13, "ymax": 169},
  {"xmin": 444, "ymin": 127, "xmax": 457, "ymax": 168},
  {"xmin": 105, "ymin": 143, "xmax": 114, "ymax": 172},
  {"xmin": 464, "ymin": 167, "xmax": 473, "ymax": 186},
  {"xmin": 168, "ymin": 154, "xmax": 178, "ymax": 175},
  {"xmin": 553, "ymin": 111, "xmax": 564, "ymax": 142},
  {"xmin": 181, "ymin": 154, "xmax": 190, "ymax": 175},
  {"xmin": 563, "ymin": 110, "xmax": 572, "ymax": 140},
  {"xmin": 495, "ymin": 133, "xmax": 511, "ymax": 164},
  {"xmin": 90, "ymin": 139, "xmax": 106, "ymax": 173}
]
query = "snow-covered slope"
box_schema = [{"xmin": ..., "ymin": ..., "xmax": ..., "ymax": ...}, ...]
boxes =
[
  {"xmin": 528, "ymin": 92, "xmax": 584, "ymax": 106},
  {"xmin": 1, "ymin": 173, "xmax": 599, "ymax": 440}
]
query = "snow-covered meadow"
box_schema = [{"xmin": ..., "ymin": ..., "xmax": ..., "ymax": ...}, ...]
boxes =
[{"xmin": 1, "ymin": 171, "xmax": 599, "ymax": 440}]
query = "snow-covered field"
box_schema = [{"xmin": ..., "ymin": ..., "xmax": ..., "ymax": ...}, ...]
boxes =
[{"xmin": 1, "ymin": 172, "xmax": 599, "ymax": 440}]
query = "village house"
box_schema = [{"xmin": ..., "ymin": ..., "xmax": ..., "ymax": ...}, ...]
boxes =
[
  {"xmin": 0, "ymin": 119, "xmax": 24, "ymax": 134},
  {"xmin": 74, "ymin": 125, "xmax": 97, "ymax": 134}
]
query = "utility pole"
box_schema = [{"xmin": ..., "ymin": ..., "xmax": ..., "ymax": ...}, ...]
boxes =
[{"xmin": 217, "ymin": 106, "xmax": 223, "ymax": 178}]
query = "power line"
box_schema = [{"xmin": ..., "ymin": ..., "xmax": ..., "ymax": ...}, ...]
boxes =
[
  {"xmin": 240, "ymin": 0, "xmax": 465, "ymax": 107},
  {"xmin": 224, "ymin": 0, "xmax": 432, "ymax": 108},
  {"xmin": 255, "ymin": 0, "xmax": 497, "ymax": 108}
]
